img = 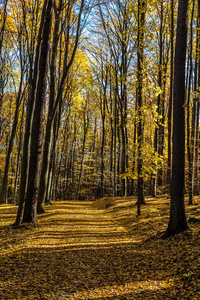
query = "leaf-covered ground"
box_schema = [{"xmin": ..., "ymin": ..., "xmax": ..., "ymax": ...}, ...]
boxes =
[{"xmin": 0, "ymin": 196, "xmax": 200, "ymax": 299}]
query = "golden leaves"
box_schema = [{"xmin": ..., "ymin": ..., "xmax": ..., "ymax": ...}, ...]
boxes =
[{"xmin": 0, "ymin": 196, "xmax": 200, "ymax": 299}]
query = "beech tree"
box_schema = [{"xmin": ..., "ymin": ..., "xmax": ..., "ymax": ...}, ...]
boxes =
[
  {"xmin": 137, "ymin": 0, "xmax": 146, "ymax": 215},
  {"xmin": 14, "ymin": 0, "xmax": 43, "ymax": 225},
  {"xmin": 162, "ymin": 0, "xmax": 189, "ymax": 238},
  {"xmin": 22, "ymin": 0, "xmax": 53, "ymax": 223}
]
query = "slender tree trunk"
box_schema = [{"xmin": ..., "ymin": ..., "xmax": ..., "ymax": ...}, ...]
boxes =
[
  {"xmin": 0, "ymin": 0, "xmax": 8, "ymax": 57},
  {"xmin": 110, "ymin": 117, "xmax": 114, "ymax": 195},
  {"xmin": 120, "ymin": 12, "xmax": 128, "ymax": 197},
  {"xmin": 167, "ymin": 0, "xmax": 174, "ymax": 191},
  {"xmin": 0, "ymin": 0, "xmax": 8, "ymax": 132},
  {"xmin": 114, "ymin": 93, "xmax": 117, "ymax": 196},
  {"xmin": 0, "ymin": 75, "xmax": 23, "ymax": 204},
  {"xmin": 76, "ymin": 115, "xmax": 88, "ymax": 200},
  {"xmin": 194, "ymin": 100, "xmax": 199, "ymax": 195},
  {"xmin": 100, "ymin": 95, "xmax": 106, "ymax": 198},
  {"xmin": 117, "ymin": 109, "xmax": 121, "ymax": 196},
  {"xmin": 187, "ymin": 0, "xmax": 195, "ymax": 205},
  {"xmin": 157, "ymin": 1, "xmax": 164, "ymax": 187},
  {"xmin": 193, "ymin": 0, "xmax": 200, "ymax": 196},
  {"xmin": 13, "ymin": 102, "xmax": 25, "ymax": 203},
  {"xmin": 131, "ymin": 89, "xmax": 138, "ymax": 196},
  {"xmin": 137, "ymin": 0, "xmax": 146, "ymax": 215}
]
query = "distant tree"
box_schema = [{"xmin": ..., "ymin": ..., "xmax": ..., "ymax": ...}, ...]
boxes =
[
  {"xmin": 162, "ymin": 0, "xmax": 189, "ymax": 238},
  {"xmin": 0, "ymin": 12, "xmax": 27, "ymax": 204}
]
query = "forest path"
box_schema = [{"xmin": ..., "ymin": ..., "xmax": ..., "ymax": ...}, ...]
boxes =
[
  {"xmin": 1, "ymin": 199, "xmax": 200, "ymax": 299},
  {"xmin": 28, "ymin": 200, "xmax": 134, "ymax": 249}
]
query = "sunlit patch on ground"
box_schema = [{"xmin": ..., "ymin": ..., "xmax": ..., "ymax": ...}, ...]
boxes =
[{"xmin": 69, "ymin": 279, "xmax": 175, "ymax": 299}]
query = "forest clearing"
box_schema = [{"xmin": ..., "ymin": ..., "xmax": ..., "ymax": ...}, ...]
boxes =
[{"xmin": 0, "ymin": 196, "xmax": 200, "ymax": 299}]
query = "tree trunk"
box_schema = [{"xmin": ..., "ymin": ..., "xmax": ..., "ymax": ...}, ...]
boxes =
[
  {"xmin": 13, "ymin": 102, "xmax": 25, "ymax": 203},
  {"xmin": 23, "ymin": 0, "xmax": 53, "ymax": 223},
  {"xmin": 157, "ymin": 1, "xmax": 164, "ymax": 188},
  {"xmin": 167, "ymin": 0, "xmax": 174, "ymax": 191},
  {"xmin": 162, "ymin": 0, "xmax": 189, "ymax": 238},
  {"xmin": 37, "ymin": 0, "xmax": 84, "ymax": 210},
  {"xmin": 137, "ymin": 0, "xmax": 146, "ymax": 215},
  {"xmin": 37, "ymin": 5, "xmax": 61, "ymax": 213},
  {"xmin": 187, "ymin": 0, "xmax": 195, "ymax": 205},
  {"xmin": 193, "ymin": 0, "xmax": 200, "ymax": 196},
  {"xmin": 0, "ymin": 0, "xmax": 8, "ymax": 133},
  {"xmin": 14, "ymin": 0, "xmax": 50, "ymax": 225},
  {"xmin": 100, "ymin": 93, "xmax": 106, "ymax": 198},
  {"xmin": 76, "ymin": 114, "xmax": 88, "ymax": 200},
  {"xmin": 0, "ymin": 76, "xmax": 23, "ymax": 204}
]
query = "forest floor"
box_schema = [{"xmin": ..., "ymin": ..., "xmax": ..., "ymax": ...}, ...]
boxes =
[{"xmin": 0, "ymin": 196, "xmax": 200, "ymax": 300}]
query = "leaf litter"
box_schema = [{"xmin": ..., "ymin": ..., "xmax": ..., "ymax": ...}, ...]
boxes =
[{"xmin": 0, "ymin": 196, "xmax": 200, "ymax": 299}]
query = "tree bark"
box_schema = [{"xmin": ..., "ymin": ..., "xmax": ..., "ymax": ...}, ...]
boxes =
[
  {"xmin": 37, "ymin": 1, "xmax": 62, "ymax": 213},
  {"xmin": 137, "ymin": 0, "xmax": 146, "ymax": 215},
  {"xmin": 167, "ymin": 0, "xmax": 174, "ymax": 191},
  {"xmin": 186, "ymin": 0, "xmax": 195, "ymax": 205},
  {"xmin": 37, "ymin": 0, "xmax": 84, "ymax": 211},
  {"xmin": 193, "ymin": 0, "xmax": 200, "ymax": 196},
  {"xmin": 14, "ymin": 0, "xmax": 50, "ymax": 225},
  {"xmin": 162, "ymin": 0, "xmax": 189, "ymax": 238},
  {"xmin": 23, "ymin": 0, "xmax": 53, "ymax": 223},
  {"xmin": 0, "ymin": 75, "xmax": 23, "ymax": 204}
]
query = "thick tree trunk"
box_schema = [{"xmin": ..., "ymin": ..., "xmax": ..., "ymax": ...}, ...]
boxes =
[
  {"xmin": 162, "ymin": 0, "xmax": 189, "ymax": 238},
  {"xmin": 37, "ymin": 6, "xmax": 60, "ymax": 213},
  {"xmin": 14, "ymin": 0, "xmax": 50, "ymax": 225},
  {"xmin": 23, "ymin": 0, "xmax": 53, "ymax": 223}
]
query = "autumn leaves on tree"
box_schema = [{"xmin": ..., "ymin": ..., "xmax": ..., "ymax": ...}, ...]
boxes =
[{"xmin": 0, "ymin": 0, "xmax": 199, "ymax": 237}]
